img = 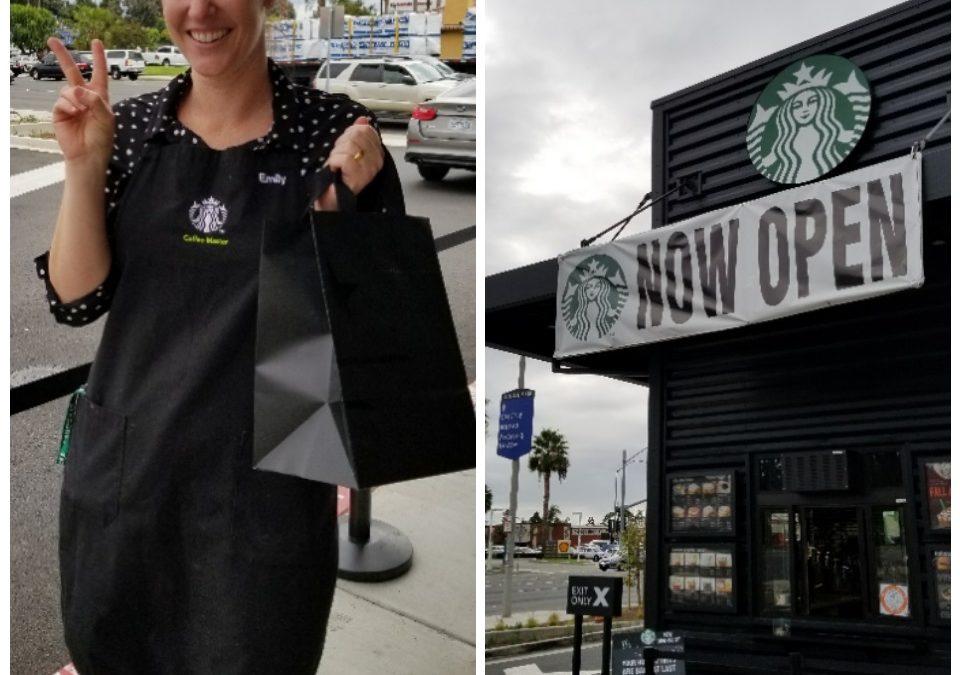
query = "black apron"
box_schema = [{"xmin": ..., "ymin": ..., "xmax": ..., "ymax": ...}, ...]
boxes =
[{"xmin": 60, "ymin": 135, "xmax": 339, "ymax": 675}]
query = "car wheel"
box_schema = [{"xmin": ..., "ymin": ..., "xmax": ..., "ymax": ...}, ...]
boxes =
[
  {"xmin": 162, "ymin": 59, "xmax": 170, "ymax": 66},
  {"xmin": 417, "ymin": 165, "xmax": 449, "ymax": 182},
  {"xmin": 129, "ymin": 73, "xmax": 138, "ymax": 81},
  {"xmin": 31, "ymin": 69, "xmax": 39, "ymax": 80},
  {"xmin": 112, "ymin": 68, "xmax": 122, "ymax": 80}
]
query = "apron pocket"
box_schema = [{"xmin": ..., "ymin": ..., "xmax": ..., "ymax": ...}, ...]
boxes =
[{"xmin": 62, "ymin": 396, "xmax": 126, "ymax": 525}]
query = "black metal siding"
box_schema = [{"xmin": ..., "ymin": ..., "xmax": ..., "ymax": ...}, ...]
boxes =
[{"xmin": 651, "ymin": 0, "xmax": 950, "ymax": 228}]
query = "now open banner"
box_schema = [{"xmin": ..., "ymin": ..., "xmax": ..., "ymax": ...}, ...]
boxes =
[{"xmin": 555, "ymin": 154, "xmax": 922, "ymax": 358}]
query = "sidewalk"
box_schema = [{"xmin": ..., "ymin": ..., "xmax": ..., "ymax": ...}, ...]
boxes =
[
  {"xmin": 10, "ymin": 109, "xmax": 408, "ymax": 148},
  {"xmin": 318, "ymin": 470, "xmax": 476, "ymax": 674}
]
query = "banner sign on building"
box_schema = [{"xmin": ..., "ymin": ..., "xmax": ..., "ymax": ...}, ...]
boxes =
[{"xmin": 555, "ymin": 154, "xmax": 922, "ymax": 358}]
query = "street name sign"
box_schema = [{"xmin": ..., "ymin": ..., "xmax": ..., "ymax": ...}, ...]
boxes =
[
  {"xmin": 496, "ymin": 389, "xmax": 535, "ymax": 459},
  {"xmin": 566, "ymin": 575, "xmax": 623, "ymax": 618}
]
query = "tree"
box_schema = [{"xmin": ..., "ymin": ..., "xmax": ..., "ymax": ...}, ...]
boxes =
[
  {"xmin": 528, "ymin": 511, "xmax": 542, "ymax": 524},
  {"xmin": 108, "ymin": 19, "xmax": 149, "ymax": 49},
  {"xmin": 312, "ymin": 0, "xmax": 374, "ymax": 17},
  {"xmin": 12, "ymin": 0, "xmax": 67, "ymax": 19},
  {"xmin": 620, "ymin": 518, "xmax": 646, "ymax": 613},
  {"xmin": 528, "ymin": 428, "xmax": 570, "ymax": 546},
  {"xmin": 267, "ymin": 0, "xmax": 297, "ymax": 20},
  {"xmin": 125, "ymin": 0, "xmax": 163, "ymax": 29},
  {"xmin": 484, "ymin": 485, "xmax": 492, "ymax": 513},
  {"xmin": 100, "ymin": 0, "xmax": 124, "ymax": 18},
  {"xmin": 69, "ymin": 5, "xmax": 117, "ymax": 49},
  {"xmin": 547, "ymin": 505, "xmax": 562, "ymax": 524},
  {"xmin": 11, "ymin": 4, "xmax": 58, "ymax": 54}
]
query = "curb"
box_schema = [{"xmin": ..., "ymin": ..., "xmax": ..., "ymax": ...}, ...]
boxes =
[
  {"xmin": 484, "ymin": 622, "xmax": 645, "ymax": 658},
  {"xmin": 10, "ymin": 136, "xmax": 61, "ymax": 154}
]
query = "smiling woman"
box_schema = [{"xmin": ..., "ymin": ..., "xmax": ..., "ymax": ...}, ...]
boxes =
[{"xmin": 34, "ymin": 0, "xmax": 400, "ymax": 671}]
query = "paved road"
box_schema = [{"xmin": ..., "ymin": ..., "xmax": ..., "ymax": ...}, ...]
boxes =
[
  {"xmin": 486, "ymin": 560, "xmax": 626, "ymax": 615},
  {"xmin": 10, "ymin": 128, "xmax": 474, "ymax": 674},
  {"xmin": 487, "ymin": 643, "xmax": 605, "ymax": 675}
]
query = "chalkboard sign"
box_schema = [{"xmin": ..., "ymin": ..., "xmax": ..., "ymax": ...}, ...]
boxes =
[{"xmin": 614, "ymin": 631, "xmax": 686, "ymax": 675}]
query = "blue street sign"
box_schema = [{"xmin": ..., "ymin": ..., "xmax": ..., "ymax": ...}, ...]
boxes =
[{"xmin": 496, "ymin": 389, "xmax": 535, "ymax": 459}]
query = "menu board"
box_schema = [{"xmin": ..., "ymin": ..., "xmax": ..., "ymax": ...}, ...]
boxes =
[
  {"xmin": 924, "ymin": 461, "xmax": 950, "ymax": 531},
  {"xmin": 668, "ymin": 546, "xmax": 734, "ymax": 612},
  {"xmin": 933, "ymin": 550, "xmax": 950, "ymax": 620},
  {"xmin": 669, "ymin": 473, "xmax": 734, "ymax": 534}
]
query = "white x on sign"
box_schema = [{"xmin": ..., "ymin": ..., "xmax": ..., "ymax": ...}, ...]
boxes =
[{"xmin": 592, "ymin": 587, "xmax": 610, "ymax": 607}]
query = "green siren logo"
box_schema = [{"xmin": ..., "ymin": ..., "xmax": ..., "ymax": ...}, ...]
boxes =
[
  {"xmin": 561, "ymin": 254, "xmax": 628, "ymax": 342},
  {"xmin": 747, "ymin": 54, "xmax": 870, "ymax": 184}
]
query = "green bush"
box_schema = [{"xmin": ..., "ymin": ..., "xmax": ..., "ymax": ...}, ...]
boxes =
[
  {"xmin": 525, "ymin": 616, "xmax": 539, "ymax": 629},
  {"xmin": 493, "ymin": 619, "xmax": 507, "ymax": 631},
  {"xmin": 547, "ymin": 612, "xmax": 561, "ymax": 626}
]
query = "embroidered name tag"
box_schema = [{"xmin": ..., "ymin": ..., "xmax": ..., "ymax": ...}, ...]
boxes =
[{"xmin": 259, "ymin": 172, "xmax": 287, "ymax": 186}]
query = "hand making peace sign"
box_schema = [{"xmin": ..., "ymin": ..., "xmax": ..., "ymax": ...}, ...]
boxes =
[{"xmin": 48, "ymin": 37, "xmax": 114, "ymax": 168}]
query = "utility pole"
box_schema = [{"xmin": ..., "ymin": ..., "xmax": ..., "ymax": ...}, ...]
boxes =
[
  {"xmin": 503, "ymin": 355, "xmax": 525, "ymax": 617},
  {"xmin": 620, "ymin": 450, "xmax": 627, "ymax": 538}
]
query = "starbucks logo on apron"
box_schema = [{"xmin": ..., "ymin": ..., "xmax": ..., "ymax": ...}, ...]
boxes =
[
  {"xmin": 561, "ymin": 254, "xmax": 628, "ymax": 342},
  {"xmin": 747, "ymin": 54, "xmax": 871, "ymax": 184},
  {"xmin": 188, "ymin": 197, "xmax": 229, "ymax": 234}
]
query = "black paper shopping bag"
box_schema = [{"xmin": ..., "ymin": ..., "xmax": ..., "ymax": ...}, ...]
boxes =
[{"xmin": 253, "ymin": 168, "xmax": 475, "ymax": 488}]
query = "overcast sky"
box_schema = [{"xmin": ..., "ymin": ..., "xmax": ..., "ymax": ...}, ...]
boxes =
[{"xmin": 483, "ymin": 0, "xmax": 906, "ymax": 529}]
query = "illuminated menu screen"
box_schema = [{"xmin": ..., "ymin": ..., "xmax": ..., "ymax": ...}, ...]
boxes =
[
  {"xmin": 669, "ymin": 473, "xmax": 734, "ymax": 534},
  {"xmin": 933, "ymin": 550, "xmax": 950, "ymax": 620},
  {"xmin": 668, "ymin": 546, "xmax": 735, "ymax": 612},
  {"xmin": 925, "ymin": 461, "xmax": 950, "ymax": 532}
]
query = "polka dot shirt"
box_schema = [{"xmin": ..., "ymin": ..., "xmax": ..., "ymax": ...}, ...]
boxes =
[{"xmin": 35, "ymin": 59, "xmax": 402, "ymax": 327}]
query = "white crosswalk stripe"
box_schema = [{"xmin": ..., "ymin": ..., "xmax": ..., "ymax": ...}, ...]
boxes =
[{"xmin": 11, "ymin": 161, "xmax": 65, "ymax": 199}]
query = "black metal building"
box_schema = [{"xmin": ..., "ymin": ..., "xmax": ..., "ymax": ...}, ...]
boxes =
[{"xmin": 485, "ymin": 1, "xmax": 950, "ymax": 672}]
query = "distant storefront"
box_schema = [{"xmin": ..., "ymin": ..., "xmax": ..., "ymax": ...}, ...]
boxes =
[{"xmin": 486, "ymin": 1, "xmax": 949, "ymax": 672}]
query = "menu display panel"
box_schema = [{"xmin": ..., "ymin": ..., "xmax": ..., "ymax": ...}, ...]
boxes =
[
  {"xmin": 923, "ymin": 461, "xmax": 950, "ymax": 532},
  {"xmin": 932, "ymin": 550, "xmax": 950, "ymax": 621},
  {"xmin": 667, "ymin": 545, "xmax": 735, "ymax": 613},
  {"xmin": 669, "ymin": 473, "xmax": 734, "ymax": 535}
]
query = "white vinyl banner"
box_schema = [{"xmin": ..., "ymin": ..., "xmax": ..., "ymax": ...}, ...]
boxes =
[{"xmin": 555, "ymin": 154, "xmax": 923, "ymax": 358}]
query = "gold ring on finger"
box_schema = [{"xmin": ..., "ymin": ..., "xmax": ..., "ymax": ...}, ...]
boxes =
[{"xmin": 353, "ymin": 149, "xmax": 364, "ymax": 162}]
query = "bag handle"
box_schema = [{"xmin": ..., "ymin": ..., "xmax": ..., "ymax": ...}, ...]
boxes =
[{"xmin": 306, "ymin": 166, "xmax": 358, "ymax": 215}]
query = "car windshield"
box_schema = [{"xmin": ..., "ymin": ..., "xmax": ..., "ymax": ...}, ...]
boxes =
[
  {"xmin": 405, "ymin": 62, "xmax": 444, "ymax": 83},
  {"xmin": 131, "ymin": 52, "xmax": 144, "ymax": 60},
  {"xmin": 76, "ymin": 53, "xmax": 93, "ymax": 63},
  {"xmin": 440, "ymin": 78, "xmax": 475, "ymax": 99}
]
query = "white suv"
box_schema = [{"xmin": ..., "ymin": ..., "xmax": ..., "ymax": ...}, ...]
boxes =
[
  {"xmin": 312, "ymin": 57, "xmax": 460, "ymax": 120},
  {"xmin": 105, "ymin": 49, "xmax": 145, "ymax": 81},
  {"xmin": 144, "ymin": 45, "xmax": 187, "ymax": 67}
]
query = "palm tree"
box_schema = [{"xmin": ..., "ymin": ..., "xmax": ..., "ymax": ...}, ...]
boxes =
[{"xmin": 528, "ymin": 428, "xmax": 570, "ymax": 547}]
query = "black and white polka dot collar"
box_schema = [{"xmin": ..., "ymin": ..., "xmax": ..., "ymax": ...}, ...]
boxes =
[{"xmin": 142, "ymin": 59, "xmax": 303, "ymax": 152}]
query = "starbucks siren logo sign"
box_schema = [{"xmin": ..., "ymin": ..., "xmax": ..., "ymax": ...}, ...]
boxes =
[
  {"xmin": 561, "ymin": 254, "xmax": 628, "ymax": 342},
  {"xmin": 747, "ymin": 54, "xmax": 870, "ymax": 184}
]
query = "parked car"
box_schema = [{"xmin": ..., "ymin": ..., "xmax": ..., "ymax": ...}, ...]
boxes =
[
  {"xmin": 143, "ymin": 45, "xmax": 188, "ymax": 67},
  {"xmin": 105, "ymin": 49, "xmax": 146, "ymax": 80},
  {"xmin": 513, "ymin": 546, "xmax": 542, "ymax": 558},
  {"xmin": 312, "ymin": 56, "xmax": 460, "ymax": 120},
  {"xmin": 404, "ymin": 77, "xmax": 475, "ymax": 181},
  {"xmin": 10, "ymin": 50, "xmax": 23, "ymax": 77},
  {"xmin": 409, "ymin": 55, "xmax": 471, "ymax": 80},
  {"xmin": 30, "ymin": 51, "xmax": 93, "ymax": 81},
  {"xmin": 598, "ymin": 551, "xmax": 624, "ymax": 572}
]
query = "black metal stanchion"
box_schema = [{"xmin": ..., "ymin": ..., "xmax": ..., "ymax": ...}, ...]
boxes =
[
  {"xmin": 643, "ymin": 646, "xmax": 657, "ymax": 675},
  {"xmin": 572, "ymin": 614, "xmax": 583, "ymax": 675},
  {"xmin": 601, "ymin": 616, "xmax": 612, "ymax": 675},
  {"xmin": 337, "ymin": 487, "xmax": 413, "ymax": 582}
]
